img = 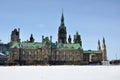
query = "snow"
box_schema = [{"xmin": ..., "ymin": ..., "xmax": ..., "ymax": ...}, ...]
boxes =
[
  {"xmin": 0, "ymin": 52, "xmax": 5, "ymax": 56},
  {"xmin": 0, "ymin": 66, "xmax": 120, "ymax": 80}
]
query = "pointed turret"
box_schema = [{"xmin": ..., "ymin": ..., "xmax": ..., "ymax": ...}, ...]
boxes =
[
  {"xmin": 30, "ymin": 34, "xmax": 34, "ymax": 43},
  {"xmin": 102, "ymin": 37, "xmax": 106, "ymax": 49},
  {"xmin": 68, "ymin": 35, "xmax": 71, "ymax": 43},
  {"xmin": 97, "ymin": 39, "xmax": 101, "ymax": 50},
  {"xmin": 102, "ymin": 37, "xmax": 107, "ymax": 61}
]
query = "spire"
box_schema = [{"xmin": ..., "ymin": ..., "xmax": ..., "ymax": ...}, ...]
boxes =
[
  {"xmin": 76, "ymin": 32, "xmax": 78, "ymax": 35},
  {"xmin": 102, "ymin": 37, "xmax": 107, "ymax": 61},
  {"xmin": 58, "ymin": 12, "xmax": 67, "ymax": 44},
  {"xmin": 60, "ymin": 12, "xmax": 65, "ymax": 26},
  {"xmin": 103, "ymin": 37, "xmax": 105, "ymax": 44},
  {"xmin": 102, "ymin": 37, "xmax": 106, "ymax": 49},
  {"xmin": 97, "ymin": 39, "xmax": 101, "ymax": 50}
]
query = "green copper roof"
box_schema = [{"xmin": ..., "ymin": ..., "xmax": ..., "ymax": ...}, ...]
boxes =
[
  {"xmin": 11, "ymin": 42, "xmax": 20, "ymax": 48},
  {"xmin": 20, "ymin": 42, "xmax": 43, "ymax": 49},
  {"xmin": 10, "ymin": 36, "xmax": 55, "ymax": 49},
  {"xmin": 10, "ymin": 42, "xmax": 82, "ymax": 50},
  {"xmin": 83, "ymin": 50, "xmax": 102, "ymax": 54},
  {"xmin": 57, "ymin": 43, "xmax": 83, "ymax": 50},
  {"xmin": 10, "ymin": 42, "xmax": 43, "ymax": 49}
]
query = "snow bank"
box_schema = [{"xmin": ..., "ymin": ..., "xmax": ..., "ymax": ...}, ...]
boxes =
[{"xmin": 0, "ymin": 66, "xmax": 120, "ymax": 80}]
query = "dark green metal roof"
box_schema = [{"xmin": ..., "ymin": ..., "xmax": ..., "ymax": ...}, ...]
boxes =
[
  {"xmin": 21, "ymin": 42, "xmax": 43, "ymax": 49},
  {"xmin": 56, "ymin": 43, "xmax": 83, "ymax": 50},
  {"xmin": 10, "ymin": 42, "xmax": 82, "ymax": 50},
  {"xmin": 83, "ymin": 50, "xmax": 102, "ymax": 54},
  {"xmin": 11, "ymin": 42, "xmax": 20, "ymax": 48},
  {"xmin": 10, "ymin": 36, "xmax": 55, "ymax": 49},
  {"xmin": 11, "ymin": 42, "xmax": 43, "ymax": 49}
]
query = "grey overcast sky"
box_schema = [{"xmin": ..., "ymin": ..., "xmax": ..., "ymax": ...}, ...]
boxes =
[{"xmin": 0, "ymin": 0, "xmax": 120, "ymax": 60}]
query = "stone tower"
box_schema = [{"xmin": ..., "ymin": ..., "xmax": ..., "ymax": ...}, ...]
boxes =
[
  {"xmin": 97, "ymin": 39, "xmax": 101, "ymax": 50},
  {"xmin": 102, "ymin": 37, "xmax": 107, "ymax": 61},
  {"xmin": 10, "ymin": 28, "xmax": 20, "ymax": 42},
  {"xmin": 9, "ymin": 28, "xmax": 20, "ymax": 64},
  {"xmin": 74, "ymin": 32, "xmax": 82, "ymax": 46},
  {"xmin": 58, "ymin": 13, "xmax": 67, "ymax": 43}
]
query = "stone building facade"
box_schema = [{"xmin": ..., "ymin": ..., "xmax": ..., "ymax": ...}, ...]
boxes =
[
  {"xmin": 0, "ymin": 42, "xmax": 9, "ymax": 65},
  {"xmin": 8, "ymin": 13, "xmax": 107, "ymax": 65}
]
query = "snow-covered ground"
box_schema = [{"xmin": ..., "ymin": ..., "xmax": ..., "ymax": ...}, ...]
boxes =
[{"xmin": 0, "ymin": 66, "xmax": 120, "ymax": 80}]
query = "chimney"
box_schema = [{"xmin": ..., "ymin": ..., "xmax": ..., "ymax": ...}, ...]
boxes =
[
  {"xmin": 42, "ymin": 35, "xmax": 44, "ymax": 42},
  {"xmin": 50, "ymin": 35, "xmax": 52, "ymax": 43}
]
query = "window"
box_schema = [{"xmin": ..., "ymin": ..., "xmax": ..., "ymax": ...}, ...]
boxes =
[
  {"xmin": 35, "ymin": 51, "xmax": 37, "ymax": 56},
  {"xmin": 22, "ymin": 51, "xmax": 25, "ymax": 55},
  {"xmin": 57, "ymin": 51, "xmax": 59, "ymax": 55},
  {"xmin": 69, "ymin": 52, "xmax": 72, "ymax": 61},
  {"xmin": 63, "ymin": 52, "xmax": 65, "ymax": 55},
  {"xmin": 56, "ymin": 51, "xmax": 59, "ymax": 60},
  {"xmin": 29, "ymin": 51, "xmax": 31, "ymax": 56}
]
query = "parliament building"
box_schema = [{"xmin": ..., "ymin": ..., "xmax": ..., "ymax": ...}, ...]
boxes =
[{"xmin": 8, "ymin": 13, "xmax": 107, "ymax": 65}]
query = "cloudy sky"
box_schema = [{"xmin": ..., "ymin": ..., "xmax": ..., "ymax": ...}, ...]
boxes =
[
  {"xmin": 0, "ymin": 0, "xmax": 120, "ymax": 60},
  {"xmin": 0, "ymin": 66, "xmax": 120, "ymax": 80}
]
